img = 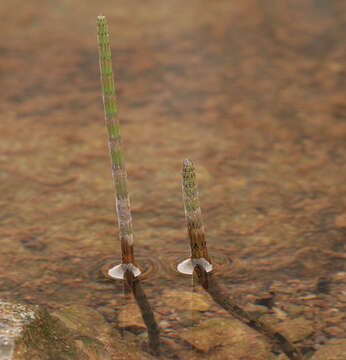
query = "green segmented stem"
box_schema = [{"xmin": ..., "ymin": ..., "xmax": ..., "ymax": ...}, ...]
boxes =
[
  {"xmin": 182, "ymin": 159, "xmax": 210, "ymax": 261},
  {"xmin": 97, "ymin": 16, "xmax": 134, "ymax": 264}
]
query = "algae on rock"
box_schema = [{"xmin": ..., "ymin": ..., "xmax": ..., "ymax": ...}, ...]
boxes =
[{"xmin": 1, "ymin": 302, "xmax": 150, "ymax": 360}]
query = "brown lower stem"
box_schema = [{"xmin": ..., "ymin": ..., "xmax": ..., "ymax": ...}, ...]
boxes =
[
  {"xmin": 121, "ymin": 239, "xmax": 135, "ymax": 264},
  {"xmin": 188, "ymin": 226, "xmax": 210, "ymax": 261}
]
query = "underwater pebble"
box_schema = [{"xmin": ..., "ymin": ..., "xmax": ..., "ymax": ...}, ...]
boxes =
[
  {"xmin": 161, "ymin": 289, "xmax": 211, "ymax": 312},
  {"xmin": 299, "ymin": 294, "xmax": 317, "ymax": 300},
  {"xmin": 311, "ymin": 339, "xmax": 346, "ymax": 360},
  {"xmin": 276, "ymin": 317, "xmax": 314, "ymax": 342},
  {"xmin": 117, "ymin": 303, "xmax": 146, "ymax": 329},
  {"xmin": 334, "ymin": 213, "xmax": 346, "ymax": 228},
  {"xmin": 322, "ymin": 308, "xmax": 341, "ymax": 324},
  {"xmin": 159, "ymin": 320, "xmax": 170, "ymax": 329},
  {"xmin": 303, "ymin": 307, "xmax": 316, "ymax": 320},
  {"xmin": 157, "ymin": 306, "xmax": 171, "ymax": 315},
  {"xmin": 178, "ymin": 317, "xmax": 238, "ymax": 352},
  {"xmin": 272, "ymin": 306, "xmax": 288, "ymax": 320},
  {"xmin": 324, "ymin": 326, "xmax": 345, "ymax": 338},
  {"xmin": 258, "ymin": 313, "xmax": 281, "ymax": 327},
  {"xmin": 178, "ymin": 317, "xmax": 271, "ymax": 357},
  {"xmin": 337, "ymin": 292, "xmax": 346, "ymax": 303},
  {"xmin": 314, "ymin": 335, "xmax": 327, "ymax": 348},
  {"xmin": 215, "ymin": 338, "xmax": 275, "ymax": 360},
  {"xmin": 0, "ymin": 300, "xmax": 36, "ymax": 360},
  {"xmin": 52, "ymin": 304, "xmax": 112, "ymax": 338},
  {"xmin": 179, "ymin": 310, "xmax": 206, "ymax": 326},
  {"xmin": 333, "ymin": 272, "xmax": 346, "ymax": 281},
  {"xmin": 97, "ymin": 306, "xmax": 116, "ymax": 322},
  {"xmin": 282, "ymin": 303, "xmax": 304, "ymax": 317},
  {"xmin": 243, "ymin": 303, "xmax": 268, "ymax": 319}
]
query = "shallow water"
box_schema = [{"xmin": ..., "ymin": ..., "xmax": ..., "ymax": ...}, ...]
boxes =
[{"xmin": 0, "ymin": 0, "xmax": 345, "ymax": 358}]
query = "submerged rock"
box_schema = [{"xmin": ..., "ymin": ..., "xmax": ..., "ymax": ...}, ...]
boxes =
[
  {"xmin": 0, "ymin": 300, "xmax": 35, "ymax": 360},
  {"xmin": 117, "ymin": 303, "xmax": 146, "ymax": 330},
  {"xmin": 312, "ymin": 339, "xmax": 346, "ymax": 360},
  {"xmin": 52, "ymin": 304, "xmax": 112, "ymax": 339},
  {"xmin": 13, "ymin": 307, "xmax": 98, "ymax": 360},
  {"xmin": 1, "ymin": 300, "xmax": 151, "ymax": 360},
  {"xmin": 161, "ymin": 289, "xmax": 211, "ymax": 312},
  {"xmin": 275, "ymin": 316, "xmax": 314, "ymax": 342},
  {"xmin": 178, "ymin": 317, "xmax": 273, "ymax": 359}
]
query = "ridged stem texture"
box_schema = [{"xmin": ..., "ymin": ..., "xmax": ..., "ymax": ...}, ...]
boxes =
[
  {"xmin": 97, "ymin": 16, "xmax": 134, "ymax": 264},
  {"xmin": 182, "ymin": 159, "xmax": 210, "ymax": 261}
]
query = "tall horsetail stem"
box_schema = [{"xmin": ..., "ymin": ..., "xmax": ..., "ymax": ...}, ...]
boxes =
[
  {"xmin": 182, "ymin": 159, "xmax": 210, "ymax": 261},
  {"xmin": 97, "ymin": 16, "xmax": 134, "ymax": 264}
]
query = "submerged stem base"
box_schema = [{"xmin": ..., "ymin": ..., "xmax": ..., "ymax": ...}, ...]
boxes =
[
  {"xmin": 108, "ymin": 263, "xmax": 141, "ymax": 280},
  {"xmin": 177, "ymin": 257, "xmax": 213, "ymax": 275}
]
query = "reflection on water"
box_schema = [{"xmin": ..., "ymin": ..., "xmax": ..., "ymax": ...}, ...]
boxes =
[
  {"xmin": 123, "ymin": 269, "xmax": 160, "ymax": 356},
  {"xmin": 1, "ymin": 0, "xmax": 346, "ymax": 358}
]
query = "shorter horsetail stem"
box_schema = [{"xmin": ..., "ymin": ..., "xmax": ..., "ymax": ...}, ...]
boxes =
[
  {"xmin": 97, "ymin": 15, "xmax": 135, "ymax": 266},
  {"xmin": 182, "ymin": 159, "xmax": 210, "ymax": 261},
  {"xmin": 177, "ymin": 160, "xmax": 212, "ymax": 275}
]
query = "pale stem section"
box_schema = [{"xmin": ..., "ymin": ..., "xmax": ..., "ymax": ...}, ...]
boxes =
[
  {"xmin": 97, "ymin": 16, "xmax": 134, "ymax": 264},
  {"xmin": 182, "ymin": 159, "xmax": 210, "ymax": 261}
]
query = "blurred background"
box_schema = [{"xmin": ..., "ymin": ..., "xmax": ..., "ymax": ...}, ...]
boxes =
[{"xmin": 0, "ymin": 0, "xmax": 345, "ymax": 358}]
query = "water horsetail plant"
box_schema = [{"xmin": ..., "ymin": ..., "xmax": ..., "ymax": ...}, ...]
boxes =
[
  {"xmin": 177, "ymin": 159, "xmax": 213, "ymax": 274},
  {"xmin": 97, "ymin": 16, "xmax": 140, "ymax": 279},
  {"xmin": 179, "ymin": 161, "xmax": 306, "ymax": 359}
]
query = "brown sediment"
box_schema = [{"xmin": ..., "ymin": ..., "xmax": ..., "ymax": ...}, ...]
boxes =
[
  {"xmin": 228, "ymin": 216, "xmax": 272, "ymax": 236},
  {"xmin": 193, "ymin": 265, "xmax": 305, "ymax": 360},
  {"xmin": 248, "ymin": 245, "xmax": 346, "ymax": 274},
  {"xmin": 54, "ymin": 235, "xmax": 83, "ymax": 242},
  {"xmin": 42, "ymin": 201, "xmax": 104, "ymax": 216},
  {"xmin": 84, "ymin": 215, "xmax": 115, "ymax": 226},
  {"xmin": 1, "ymin": 145, "xmax": 39, "ymax": 155},
  {"xmin": 32, "ymin": 176, "xmax": 77, "ymax": 187},
  {"xmin": 5, "ymin": 167, "xmax": 77, "ymax": 187}
]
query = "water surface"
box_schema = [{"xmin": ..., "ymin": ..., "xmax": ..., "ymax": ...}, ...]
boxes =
[{"xmin": 0, "ymin": 0, "xmax": 345, "ymax": 358}]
